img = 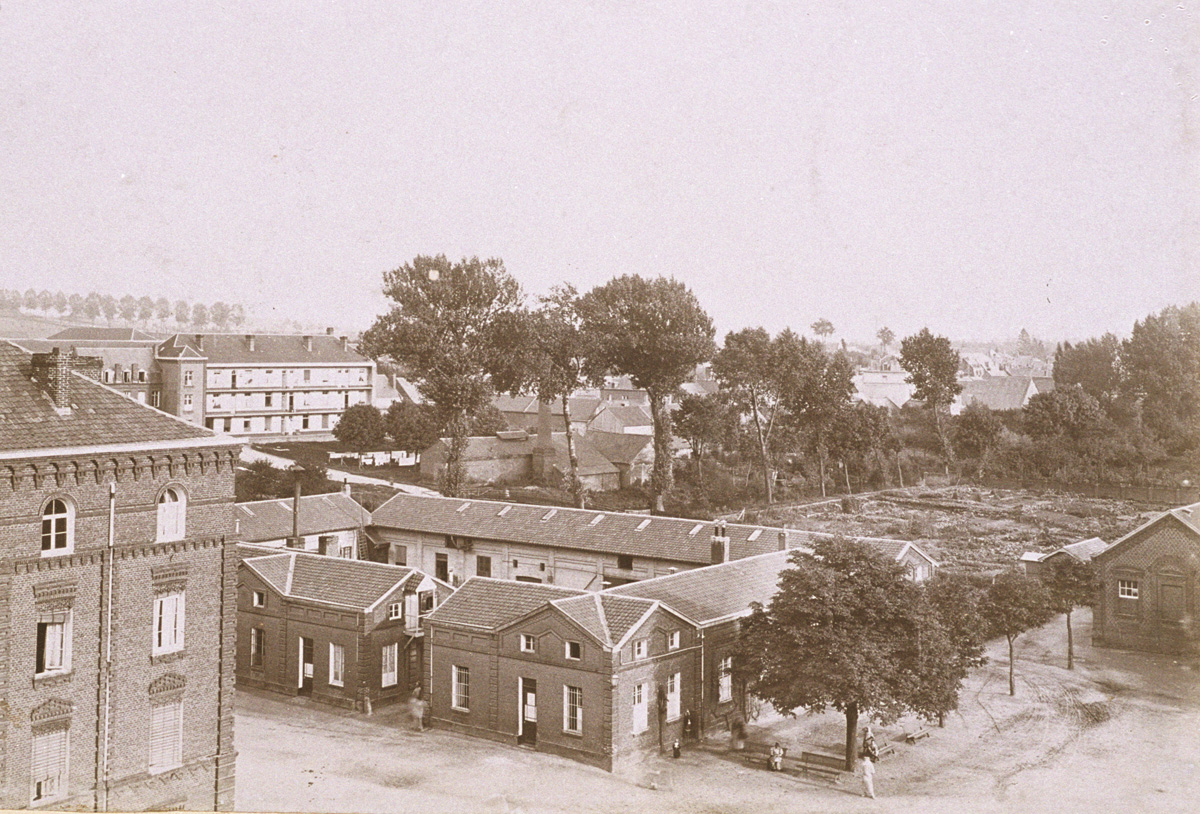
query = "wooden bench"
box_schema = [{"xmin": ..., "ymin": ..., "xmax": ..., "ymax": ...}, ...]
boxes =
[
  {"xmin": 875, "ymin": 739, "xmax": 896, "ymax": 759},
  {"xmin": 798, "ymin": 751, "xmax": 846, "ymax": 778},
  {"xmin": 905, "ymin": 727, "xmax": 933, "ymax": 744}
]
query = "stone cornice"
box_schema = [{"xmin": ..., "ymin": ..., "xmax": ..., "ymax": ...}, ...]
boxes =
[{"xmin": 0, "ymin": 447, "xmax": 239, "ymax": 491}]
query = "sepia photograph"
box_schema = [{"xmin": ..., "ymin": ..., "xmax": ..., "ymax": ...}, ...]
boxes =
[{"xmin": 0, "ymin": 2, "xmax": 1197, "ymax": 812}]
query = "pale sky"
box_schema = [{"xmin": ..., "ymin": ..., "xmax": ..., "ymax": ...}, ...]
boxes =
[{"xmin": 1, "ymin": 2, "xmax": 1197, "ymax": 343}]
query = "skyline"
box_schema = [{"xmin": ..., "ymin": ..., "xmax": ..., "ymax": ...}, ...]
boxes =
[{"xmin": 1, "ymin": 2, "xmax": 1196, "ymax": 344}]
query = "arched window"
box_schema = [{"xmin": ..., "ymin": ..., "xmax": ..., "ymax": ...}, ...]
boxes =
[
  {"xmin": 41, "ymin": 498, "xmax": 73, "ymax": 555},
  {"xmin": 156, "ymin": 488, "xmax": 186, "ymax": 542}
]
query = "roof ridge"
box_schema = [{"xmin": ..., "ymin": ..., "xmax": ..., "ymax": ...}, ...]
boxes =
[
  {"xmin": 612, "ymin": 601, "xmax": 660, "ymax": 651},
  {"xmin": 593, "ymin": 592, "xmax": 612, "ymax": 646},
  {"xmin": 284, "ymin": 553, "xmax": 296, "ymax": 595}
]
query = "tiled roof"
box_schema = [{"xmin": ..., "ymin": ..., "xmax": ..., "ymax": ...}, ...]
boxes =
[
  {"xmin": 1058, "ymin": 537, "xmax": 1109, "ymax": 562},
  {"xmin": 424, "ymin": 577, "xmax": 584, "ymax": 630},
  {"xmin": 494, "ymin": 395, "xmax": 603, "ymax": 421},
  {"xmin": 551, "ymin": 593, "xmax": 657, "ymax": 646},
  {"xmin": 370, "ymin": 493, "xmax": 785, "ymax": 564},
  {"xmin": 431, "ymin": 432, "xmax": 618, "ymax": 477},
  {"xmin": 157, "ymin": 333, "xmax": 371, "ymax": 365},
  {"xmin": 235, "ymin": 493, "xmax": 370, "ymax": 542},
  {"xmin": 596, "ymin": 403, "xmax": 653, "ymax": 427},
  {"xmin": 0, "ymin": 342, "xmax": 219, "ymax": 453},
  {"xmin": 587, "ymin": 431, "xmax": 653, "ymax": 466},
  {"xmin": 243, "ymin": 551, "xmax": 418, "ymax": 611},
  {"xmin": 1096, "ymin": 502, "xmax": 1200, "ymax": 561},
  {"xmin": 48, "ymin": 327, "xmax": 159, "ymax": 341},
  {"xmin": 958, "ymin": 377, "xmax": 1036, "ymax": 412},
  {"xmin": 607, "ymin": 550, "xmax": 793, "ymax": 626}
]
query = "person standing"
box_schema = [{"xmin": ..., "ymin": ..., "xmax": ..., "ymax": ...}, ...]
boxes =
[
  {"xmin": 408, "ymin": 686, "xmax": 427, "ymax": 732},
  {"xmin": 861, "ymin": 726, "xmax": 879, "ymax": 799}
]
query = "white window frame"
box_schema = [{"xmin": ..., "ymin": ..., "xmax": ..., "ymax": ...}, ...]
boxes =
[
  {"xmin": 156, "ymin": 488, "xmax": 186, "ymax": 542},
  {"xmin": 182, "ymin": 394, "xmax": 193, "ymax": 412},
  {"xmin": 520, "ymin": 633, "xmax": 536, "ymax": 653},
  {"xmin": 1118, "ymin": 579, "xmax": 1139, "ymax": 599},
  {"xmin": 30, "ymin": 727, "xmax": 69, "ymax": 805},
  {"xmin": 718, "ymin": 656, "xmax": 733, "ymax": 703},
  {"xmin": 452, "ymin": 665, "xmax": 470, "ymax": 711},
  {"xmin": 381, "ymin": 642, "xmax": 398, "ymax": 687},
  {"xmin": 388, "ymin": 602, "xmax": 403, "ymax": 620},
  {"xmin": 632, "ymin": 682, "xmax": 648, "ymax": 734},
  {"xmin": 36, "ymin": 609, "xmax": 72, "ymax": 677},
  {"xmin": 251, "ymin": 590, "xmax": 265, "ymax": 608},
  {"xmin": 633, "ymin": 639, "xmax": 647, "ymax": 660},
  {"xmin": 564, "ymin": 640, "xmax": 581, "ymax": 661},
  {"xmin": 329, "ymin": 643, "xmax": 345, "ymax": 687},
  {"xmin": 249, "ymin": 627, "xmax": 264, "ymax": 668},
  {"xmin": 183, "ymin": 371, "xmax": 193, "ymax": 387},
  {"xmin": 153, "ymin": 592, "xmax": 185, "ymax": 656},
  {"xmin": 148, "ymin": 699, "xmax": 183, "ymax": 774},
  {"xmin": 40, "ymin": 498, "xmax": 74, "ymax": 557},
  {"xmin": 668, "ymin": 630, "xmax": 680, "ymax": 650},
  {"xmin": 667, "ymin": 672, "xmax": 681, "ymax": 721},
  {"xmin": 563, "ymin": 685, "xmax": 583, "ymax": 734}
]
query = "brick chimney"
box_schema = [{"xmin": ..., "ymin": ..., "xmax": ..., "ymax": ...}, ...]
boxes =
[
  {"xmin": 711, "ymin": 519, "xmax": 730, "ymax": 564},
  {"xmin": 340, "ymin": 336, "xmax": 349, "ymax": 352},
  {"xmin": 778, "ymin": 527, "xmax": 789, "ymax": 551},
  {"xmin": 326, "ymin": 326, "xmax": 335, "ymax": 335},
  {"xmin": 303, "ymin": 335, "xmax": 313, "ymax": 352},
  {"xmin": 246, "ymin": 335, "xmax": 255, "ymax": 352},
  {"xmin": 194, "ymin": 334, "xmax": 204, "ymax": 352},
  {"xmin": 531, "ymin": 399, "xmax": 554, "ymax": 484},
  {"xmin": 31, "ymin": 348, "xmax": 75, "ymax": 413}
]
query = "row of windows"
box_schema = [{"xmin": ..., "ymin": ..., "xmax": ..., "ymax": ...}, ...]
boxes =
[
  {"xmin": 248, "ymin": 629, "xmax": 403, "ymax": 690},
  {"xmin": 36, "ymin": 591, "xmax": 185, "ymax": 680},
  {"xmin": 31, "ymin": 699, "xmax": 183, "ymax": 805},
  {"xmin": 515, "ymin": 629, "xmax": 683, "ymax": 662},
  {"xmin": 101, "ymin": 368, "xmax": 149, "ymax": 384},
  {"xmin": 207, "ymin": 368, "xmax": 369, "ymax": 388},
  {"xmin": 40, "ymin": 488, "xmax": 187, "ymax": 557}
]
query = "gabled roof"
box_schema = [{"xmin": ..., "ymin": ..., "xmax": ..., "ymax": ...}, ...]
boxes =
[
  {"xmin": 0, "ymin": 342, "xmax": 221, "ymax": 454},
  {"xmin": 1057, "ymin": 536, "xmax": 1109, "ymax": 562},
  {"xmin": 424, "ymin": 577, "xmax": 585, "ymax": 630},
  {"xmin": 493, "ymin": 395, "xmax": 603, "ymax": 422},
  {"xmin": 48, "ymin": 327, "xmax": 159, "ymax": 341},
  {"xmin": 1096, "ymin": 503, "xmax": 1200, "ymax": 562},
  {"xmin": 370, "ymin": 493, "xmax": 786, "ymax": 564},
  {"xmin": 594, "ymin": 403, "xmax": 653, "ymax": 427},
  {"xmin": 429, "ymin": 432, "xmax": 619, "ymax": 477},
  {"xmin": 587, "ymin": 431, "xmax": 654, "ymax": 466},
  {"xmin": 607, "ymin": 550, "xmax": 793, "ymax": 626},
  {"xmin": 235, "ymin": 492, "xmax": 371, "ymax": 542},
  {"xmin": 242, "ymin": 551, "xmax": 422, "ymax": 611},
  {"xmin": 958, "ymin": 377, "xmax": 1037, "ymax": 412},
  {"xmin": 551, "ymin": 593, "xmax": 659, "ymax": 647},
  {"xmin": 157, "ymin": 333, "xmax": 371, "ymax": 365}
]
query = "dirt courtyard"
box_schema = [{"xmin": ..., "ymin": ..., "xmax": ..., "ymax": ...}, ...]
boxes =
[{"xmin": 234, "ymin": 610, "xmax": 1199, "ymax": 814}]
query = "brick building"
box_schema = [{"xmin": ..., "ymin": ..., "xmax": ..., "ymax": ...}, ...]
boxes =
[
  {"xmin": 1092, "ymin": 502, "xmax": 1200, "ymax": 654},
  {"xmin": 0, "ymin": 342, "xmax": 240, "ymax": 810},
  {"xmin": 233, "ymin": 489, "xmax": 371, "ymax": 559},
  {"xmin": 237, "ymin": 548, "xmax": 451, "ymax": 710},
  {"xmin": 368, "ymin": 493, "xmax": 936, "ymax": 590}
]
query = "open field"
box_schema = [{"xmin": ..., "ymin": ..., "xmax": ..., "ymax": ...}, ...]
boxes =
[
  {"xmin": 234, "ymin": 609, "xmax": 1200, "ymax": 814},
  {"xmin": 760, "ymin": 487, "xmax": 1159, "ymax": 571}
]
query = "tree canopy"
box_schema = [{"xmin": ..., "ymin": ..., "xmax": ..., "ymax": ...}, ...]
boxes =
[
  {"xmin": 361, "ymin": 255, "xmax": 523, "ymax": 496},
  {"xmin": 735, "ymin": 537, "xmax": 966, "ymax": 769},
  {"xmin": 1042, "ymin": 557, "xmax": 1097, "ymax": 670},
  {"xmin": 577, "ymin": 275, "xmax": 714, "ymax": 512},
  {"xmin": 981, "ymin": 571, "xmax": 1053, "ymax": 695},
  {"xmin": 900, "ymin": 328, "xmax": 962, "ymax": 466},
  {"xmin": 332, "ymin": 403, "xmax": 388, "ymax": 454}
]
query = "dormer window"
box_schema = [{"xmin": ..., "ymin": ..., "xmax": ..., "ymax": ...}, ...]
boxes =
[{"xmin": 520, "ymin": 634, "xmax": 536, "ymax": 653}]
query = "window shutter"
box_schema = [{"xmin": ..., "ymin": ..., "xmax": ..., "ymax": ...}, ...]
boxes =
[
  {"xmin": 31, "ymin": 728, "xmax": 68, "ymax": 799},
  {"xmin": 149, "ymin": 701, "xmax": 182, "ymax": 772}
]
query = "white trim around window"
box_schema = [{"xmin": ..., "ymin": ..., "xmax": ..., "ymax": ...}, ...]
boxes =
[
  {"xmin": 31, "ymin": 726, "xmax": 69, "ymax": 805},
  {"xmin": 381, "ymin": 642, "xmax": 398, "ymax": 688},
  {"xmin": 520, "ymin": 633, "xmax": 536, "ymax": 653},
  {"xmin": 563, "ymin": 685, "xmax": 583, "ymax": 735},
  {"xmin": 148, "ymin": 699, "xmax": 183, "ymax": 774},
  {"xmin": 452, "ymin": 665, "xmax": 470, "ymax": 711},
  {"xmin": 152, "ymin": 592, "xmax": 185, "ymax": 656},
  {"xmin": 329, "ymin": 643, "xmax": 345, "ymax": 687}
]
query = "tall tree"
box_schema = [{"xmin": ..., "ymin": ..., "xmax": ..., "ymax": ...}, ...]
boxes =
[
  {"xmin": 1053, "ymin": 334, "xmax": 1121, "ymax": 411},
  {"xmin": 827, "ymin": 401, "xmax": 892, "ymax": 494},
  {"xmin": 810, "ymin": 318, "xmax": 835, "ymax": 340},
  {"xmin": 490, "ymin": 286, "xmax": 596, "ymax": 508},
  {"xmin": 924, "ymin": 573, "xmax": 988, "ymax": 725},
  {"xmin": 736, "ymin": 537, "xmax": 964, "ymax": 770},
  {"xmin": 229, "ymin": 302, "xmax": 247, "ymax": 329},
  {"xmin": 137, "ymin": 295, "xmax": 155, "ymax": 322},
  {"xmin": 899, "ymin": 328, "xmax": 962, "ymax": 470},
  {"xmin": 1118, "ymin": 302, "xmax": 1200, "ymax": 453},
  {"xmin": 981, "ymin": 571, "xmax": 1053, "ymax": 696},
  {"xmin": 952, "ymin": 401, "xmax": 1002, "ymax": 469},
  {"xmin": 53, "ymin": 291, "xmax": 69, "ymax": 315},
  {"xmin": 577, "ymin": 276, "xmax": 715, "ymax": 513},
  {"xmin": 1042, "ymin": 557, "xmax": 1098, "ymax": 670},
  {"xmin": 385, "ymin": 401, "xmax": 441, "ymax": 454},
  {"xmin": 100, "ymin": 294, "xmax": 118, "ymax": 323},
  {"xmin": 174, "ymin": 299, "xmax": 191, "ymax": 325},
  {"xmin": 779, "ymin": 338, "xmax": 855, "ymax": 497},
  {"xmin": 37, "ymin": 289, "xmax": 54, "ymax": 312},
  {"xmin": 876, "ymin": 326, "xmax": 895, "ymax": 352},
  {"xmin": 361, "ymin": 254, "xmax": 522, "ymax": 497},
  {"xmin": 67, "ymin": 293, "xmax": 84, "ymax": 317},
  {"xmin": 210, "ymin": 301, "xmax": 231, "ymax": 330},
  {"xmin": 712, "ymin": 327, "xmax": 794, "ymax": 504},
  {"xmin": 82, "ymin": 293, "xmax": 102, "ymax": 322},
  {"xmin": 674, "ymin": 392, "xmax": 734, "ymax": 490},
  {"xmin": 191, "ymin": 302, "xmax": 209, "ymax": 328},
  {"xmin": 23, "ymin": 288, "xmax": 37, "ymax": 310},
  {"xmin": 333, "ymin": 403, "xmax": 388, "ymax": 455},
  {"xmin": 155, "ymin": 297, "xmax": 172, "ymax": 323},
  {"xmin": 118, "ymin": 294, "xmax": 138, "ymax": 322},
  {"xmin": 1024, "ymin": 385, "xmax": 1105, "ymax": 442}
]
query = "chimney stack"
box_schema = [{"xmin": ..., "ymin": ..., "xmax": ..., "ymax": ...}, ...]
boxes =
[
  {"xmin": 303, "ymin": 335, "xmax": 313, "ymax": 352},
  {"xmin": 778, "ymin": 527, "xmax": 789, "ymax": 551},
  {"xmin": 31, "ymin": 348, "xmax": 75, "ymax": 413},
  {"xmin": 246, "ymin": 334, "xmax": 255, "ymax": 352},
  {"xmin": 291, "ymin": 477, "xmax": 302, "ymax": 547},
  {"xmin": 340, "ymin": 336, "xmax": 349, "ymax": 352},
  {"xmin": 326, "ymin": 326, "xmax": 334, "ymax": 335},
  {"xmin": 194, "ymin": 334, "xmax": 204, "ymax": 351},
  {"xmin": 711, "ymin": 519, "xmax": 730, "ymax": 564}
]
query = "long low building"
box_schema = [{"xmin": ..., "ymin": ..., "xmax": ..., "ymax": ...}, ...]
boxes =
[
  {"xmin": 367, "ymin": 492, "xmax": 937, "ymax": 590},
  {"xmin": 234, "ymin": 489, "xmax": 372, "ymax": 559}
]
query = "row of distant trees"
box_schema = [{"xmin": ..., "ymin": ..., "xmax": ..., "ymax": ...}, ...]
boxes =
[
  {"xmin": 0, "ymin": 288, "xmax": 249, "ymax": 331},
  {"xmin": 951, "ymin": 302, "xmax": 1199, "ymax": 482}
]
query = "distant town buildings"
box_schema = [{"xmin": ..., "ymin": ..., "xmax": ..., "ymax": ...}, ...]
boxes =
[{"xmin": 0, "ymin": 341, "xmax": 239, "ymax": 810}]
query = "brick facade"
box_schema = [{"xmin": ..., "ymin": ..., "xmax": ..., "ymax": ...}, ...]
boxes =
[
  {"xmin": 0, "ymin": 443, "xmax": 240, "ymax": 810},
  {"xmin": 1093, "ymin": 512, "xmax": 1200, "ymax": 654}
]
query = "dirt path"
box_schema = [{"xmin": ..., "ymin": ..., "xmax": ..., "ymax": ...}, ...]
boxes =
[{"xmin": 234, "ymin": 610, "xmax": 1198, "ymax": 813}]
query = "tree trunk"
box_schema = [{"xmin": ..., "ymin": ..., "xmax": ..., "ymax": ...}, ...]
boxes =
[
  {"xmin": 1008, "ymin": 635, "xmax": 1016, "ymax": 696},
  {"xmin": 818, "ymin": 453, "xmax": 827, "ymax": 498},
  {"xmin": 1066, "ymin": 609, "xmax": 1074, "ymax": 671},
  {"xmin": 933, "ymin": 405, "xmax": 954, "ymax": 471},
  {"xmin": 843, "ymin": 459, "xmax": 852, "ymax": 495},
  {"xmin": 750, "ymin": 399, "xmax": 773, "ymax": 504},
  {"xmin": 647, "ymin": 393, "xmax": 672, "ymax": 514},
  {"xmin": 442, "ymin": 413, "xmax": 469, "ymax": 498},
  {"xmin": 844, "ymin": 702, "xmax": 859, "ymax": 771},
  {"xmin": 897, "ymin": 454, "xmax": 905, "ymax": 488},
  {"xmin": 561, "ymin": 395, "xmax": 585, "ymax": 509},
  {"xmin": 694, "ymin": 444, "xmax": 705, "ymax": 491}
]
